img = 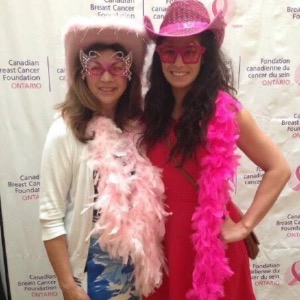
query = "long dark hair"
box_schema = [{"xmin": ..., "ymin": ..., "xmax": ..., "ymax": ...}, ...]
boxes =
[
  {"xmin": 56, "ymin": 43, "xmax": 143, "ymax": 142},
  {"xmin": 140, "ymin": 30, "xmax": 236, "ymax": 163}
]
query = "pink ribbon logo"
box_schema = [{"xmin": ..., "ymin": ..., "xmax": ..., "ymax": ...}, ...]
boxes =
[
  {"xmin": 288, "ymin": 261, "xmax": 300, "ymax": 285},
  {"xmin": 212, "ymin": 0, "xmax": 236, "ymax": 24},
  {"xmin": 295, "ymin": 66, "xmax": 300, "ymax": 85},
  {"xmin": 289, "ymin": 166, "xmax": 300, "ymax": 192}
]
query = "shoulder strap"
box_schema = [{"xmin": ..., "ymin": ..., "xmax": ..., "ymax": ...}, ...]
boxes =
[{"xmin": 167, "ymin": 136, "xmax": 199, "ymax": 190}]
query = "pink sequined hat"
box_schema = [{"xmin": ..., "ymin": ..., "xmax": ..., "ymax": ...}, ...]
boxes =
[{"xmin": 144, "ymin": 0, "xmax": 225, "ymax": 46}]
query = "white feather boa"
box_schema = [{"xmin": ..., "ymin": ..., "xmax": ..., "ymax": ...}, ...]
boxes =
[{"xmin": 84, "ymin": 116, "xmax": 168, "ymax": 296}]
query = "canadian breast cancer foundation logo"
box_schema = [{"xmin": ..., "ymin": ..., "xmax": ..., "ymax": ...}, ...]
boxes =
[
  {"xmin": 284, "ymin": 261, "xmax": 300, "ymax": 286},
  {"xmin": 165, "ymin": 0, "xmax": 247, "ymax": 27},
  {"xmin": 212, "ymin": 0, "xmax": 237, "ymax": 24},
  {"xmin": 294, "ymin": 66, "xmax": 300, "ymax": 85},
  {"xmin": 288, "ymin": 166, "xmax": 300, "ymax": 192}
]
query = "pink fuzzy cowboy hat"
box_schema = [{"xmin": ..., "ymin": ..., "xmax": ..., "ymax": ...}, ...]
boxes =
[
  {"xmin": 144, "ymin": 0, "xmax": 225, "ymax": 46},
  {"xmin": 63, "ymin": 16, "xmax": 148, "ymax": 86}
]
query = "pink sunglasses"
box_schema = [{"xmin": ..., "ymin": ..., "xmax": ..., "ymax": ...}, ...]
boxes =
[
  {"xmin": 80, "ymin": 50, "xmax": 132, "ymax": 80},
  {"xmin": 84, "ymin": 60, "xmax": 128, "ymax": 78},
  {"xmin": 156, "ymin": 42, "xmax": 206, "ymax": 64}
]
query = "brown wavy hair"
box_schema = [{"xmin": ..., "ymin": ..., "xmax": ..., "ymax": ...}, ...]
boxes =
[
  {"xmin": 56, "ymin": 43, "xmax": 143, "ymax": 142},
  {"xmin": 140, "ymin": 31, "xmax": 236, "ymax": 163}
]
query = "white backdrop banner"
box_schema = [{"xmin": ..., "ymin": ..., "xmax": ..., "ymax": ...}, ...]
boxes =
[{"xmin": 0, "ymin": 0, "xmax": 299, "ymax": 299}]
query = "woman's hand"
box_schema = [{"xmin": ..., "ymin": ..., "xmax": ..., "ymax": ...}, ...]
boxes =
[
  {"xmin": 62, "ymin": 284, "xmax": 90, "ymax": 300},
  {"xmin": 220, "ymin": 217, "xmax": 250, "ymax": 244},
  {"xmin": 44, "ymin": 237, "xmax": 90, "ymax": 300}
]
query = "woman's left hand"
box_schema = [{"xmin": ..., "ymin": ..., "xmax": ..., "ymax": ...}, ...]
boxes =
[{"xmin": 220, "ymin": 217, "xmax": 250, "ymax": 243}]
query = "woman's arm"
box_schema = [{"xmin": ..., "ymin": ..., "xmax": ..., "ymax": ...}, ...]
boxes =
[
  {"xmin": 44, "ymin": 236, "xmax": 90, "ymax": 300},
  {"xmin": 221, "ymin": 108, "xmax": 291, "ymax": 243},
  {"xmin": 39, "ymin": 119, "xmax": 90, "ymax": 299}
]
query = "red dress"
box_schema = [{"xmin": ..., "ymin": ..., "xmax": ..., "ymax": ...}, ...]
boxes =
[{"xmin": 144, "ymin": 130, "xmax": 256, "ymax": 300}]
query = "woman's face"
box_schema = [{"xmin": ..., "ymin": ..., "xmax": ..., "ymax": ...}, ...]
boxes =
[
  {"xmin": 157, "ymin": 36, "xmax": 204, "ymax": 97},
  {"xmin": 83, "ymin": 49, "xmax": 129, "ymax": 116}
]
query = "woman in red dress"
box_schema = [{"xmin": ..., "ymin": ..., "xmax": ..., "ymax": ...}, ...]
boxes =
[{"xmin": 140, "ymin": 1, "xmax": 291, "ymax": 299}]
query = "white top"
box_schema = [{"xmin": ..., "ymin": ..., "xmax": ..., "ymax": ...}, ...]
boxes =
[{"xmin": 39, "ymin": 117, "xmax": 94, "ymax": 281}]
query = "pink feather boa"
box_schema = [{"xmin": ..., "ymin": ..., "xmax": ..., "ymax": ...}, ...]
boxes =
[
  {"xmin": 187, "ymin": 91, "xmax": 241, "ymax": 300},
  {"xmin": 85, "ymin": 117, "xmax": 169, "ymax": 296}
]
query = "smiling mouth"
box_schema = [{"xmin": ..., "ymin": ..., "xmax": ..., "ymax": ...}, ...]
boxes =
[
  {"xmin": 99, "ymin": 87, "xmax": 116, "ymax": 92},
  {"xmin": 171, "ymin": 71, "xmax": 188, "ymax": 77}
]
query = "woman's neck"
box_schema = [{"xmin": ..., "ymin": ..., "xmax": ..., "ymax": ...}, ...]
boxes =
[
  {"xmin": 171, "ymin": 87, "xmax": 188, "ymax": 119},
  {"xmin": 172, "ymin": 102, "xmax": 183, "ymax": 120},
  {"xmin": 97, "ymin": 105, "xmax": 116, "ymax": 119}
]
